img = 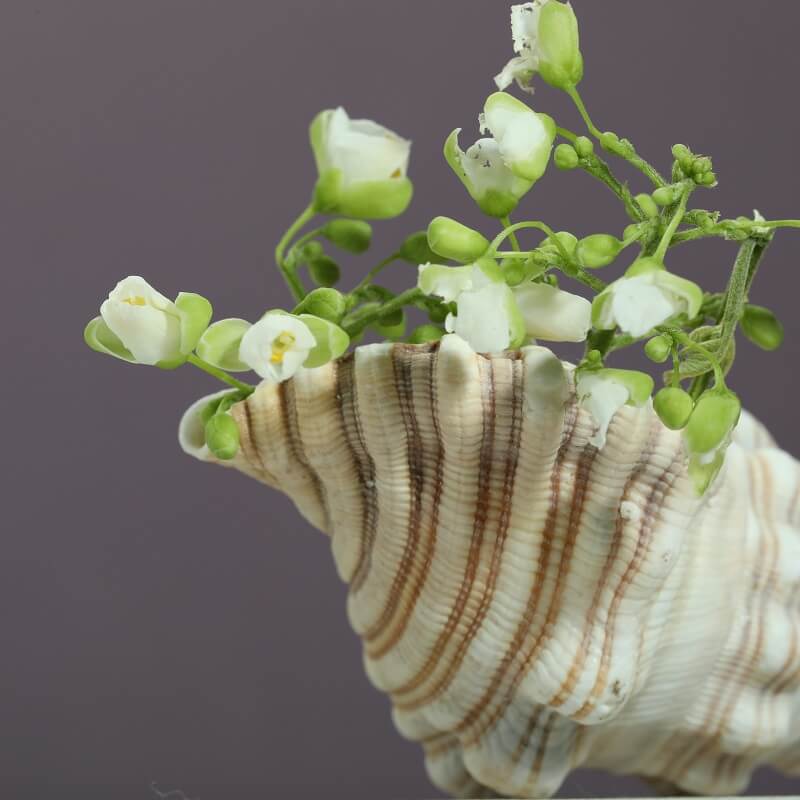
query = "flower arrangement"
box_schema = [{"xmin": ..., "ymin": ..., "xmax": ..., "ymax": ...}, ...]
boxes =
[{"xmin": 86, "ymin": 0, "xmax": 794, "ymax": 495}]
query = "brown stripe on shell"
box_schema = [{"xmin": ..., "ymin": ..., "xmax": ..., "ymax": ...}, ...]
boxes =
[
  {"xmin": 365, "ymin": 344, "xmax": 443, "ymax": 658},
  {"xmin": 392, "ymin": 353, "xmax": 523, "ymax": 707},
  {"xmin": 335, "ymin": 354, "xmax": 379, "ymax": 591},
  {"xmin": 362, "ymin": 344, "xmax": 435, "ymax": 646},
  {"xmin": 573, "ymin": 427, "xmax": 685, "ymax": 721},
  {"xmin": 278, "ymin": 379, "xmax": 331, "ymax": 532},
  {"xmin": 450, "ymin": 401, "xmax": 582, "ymax": 744},
  {"xmin": 544, "ymin": 420, "xmax": 663, "ymax": 713}
]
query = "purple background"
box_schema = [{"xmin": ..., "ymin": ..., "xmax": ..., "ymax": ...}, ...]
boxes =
[{"xmin": 3, "ymin": 1, "xmax": 800, "ymax": 798}]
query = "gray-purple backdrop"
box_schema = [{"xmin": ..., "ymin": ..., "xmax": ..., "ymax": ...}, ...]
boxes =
[{"xmin": 3, "ymin": 2, "xmax": 799, "ymax": 798}]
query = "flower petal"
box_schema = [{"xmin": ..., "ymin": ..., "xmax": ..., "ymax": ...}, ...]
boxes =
[
  {"xmin": 515, "ymin": 282, "xmax": 591, "ymax": 342},
  {"xmin": 576, "ymin": 372, "xmax": 630, "ymax": 449}
]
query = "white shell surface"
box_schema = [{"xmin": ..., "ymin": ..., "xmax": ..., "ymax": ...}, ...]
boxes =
[{"xmin": 185, "ymin": 336, "xmax": 800, "ymax": 798}]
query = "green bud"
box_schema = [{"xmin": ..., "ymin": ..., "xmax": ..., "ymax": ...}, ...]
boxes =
[
  {"xmin": 205, "ymin": 413, "xmax": 240, "ymax": 461},
  {"xmin": 374, "ymin": 310, "xmax": 406, "ymax": 341},
  {"xmin": 292, "ymin": 288, "xmax": 347, "ymax": 324},
  {"xmin": 200, "ymin": 396, "xmax": 225, "ymax": 428},
  {"xmin": 554, "ymin": 143, "xmax": 579, "ymax": 170},
  {"xmin": 574, "ymin": 136, "xmax": 594, "ymax": 158},
  {"xmin": 308, "ymin": 256, "xmax": 341, "ymax": 287},
  {"xmin": 652, "ymin": 186, "xmax": 680, "ymax": 207},
  {"xmin": 408, "ymin": 324, "xmax": 445, "ymax": 345},
  {"xmin": 501, "ymin": 258, "xmax": 527, "ymax": 287},
  {"xmin": 321, "ymin": 219, "xmax": 372, "ymax": 254},
  {"xmin": 575, "ymin": 234, "xmax": 623, "ymax": 269},
  {"xmin": 741, "ymin": 305, "xmax": 784, "ymax": 351},
  {"xmin": 537, "ymin": 0, "xmax": 584, "ymax": 91},
  {"xmin": 196, "ymin": 318, "xmax": 251, "ymax": 372},
  {"xmin": 700, "ymin": 172, "xmax": 717, "ymax": 187},
  {"xmin": 599, "ymin": 131, "xmax": 620, "ymax": 153},
  {"xmin": 427, "ymin": 216, "xmax": 490, "ymax": 263},
  {"xmin": 671, "ymin": 144, "xmax": 695, "ymax": 175},
  {"xmin": 653, "ymin": 387, "xmax": 694, "ymax": 431},
  {"xmin": 644, "ymin": 334, "xmax": 673, "ymax": 363},
  {"xmin": 684, "ymin": 388, "xmax": 741, "ymax": 456},
  {"xmin": 300, "ymin": 241, "xmax": 324, "ymax": 261},
  {"xmin": 399, "ymin": 231, "xmax": 437, "ymax": 264},
  {"xmin": 635, "ymin": 193, "xmax": 659, "ymax": 219}
]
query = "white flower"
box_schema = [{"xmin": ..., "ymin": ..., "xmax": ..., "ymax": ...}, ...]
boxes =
[
  {"xmin": 576, "ymin": 368, "xmax": 653, "ymax": 449},
  {"xmin": 495, "ymin": 2, "xmax": 546, "ymax": 92},
  {"xmin": 514, "ymin": 282, "xmax": 591, "ymax": 342},
  {"xmin": 495, "ymin": 1, "xmax": 583, "ymax": 93},
  {"xmin": 480, "ymin": 92, "xmax": 555, "ymax": 182},
  {"xmin": 238, "ymin": 314, "xmax": 317, "ymax": 383},
  {"xmin": 315, "ymin": 107, "xmax": 410, "ymax": 187},
  {"xmin": 418, "ymin": 262, "xmax": 523, "ymax": 354},
  {"xmin": 100, "ymin": 276, "xmax": 182, "ymax": 365},
  {"xmin": 592, "ymin": 259, "xmax": 703, "ymax": 339}
]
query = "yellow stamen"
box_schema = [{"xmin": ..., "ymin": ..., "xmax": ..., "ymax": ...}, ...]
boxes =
[
  {"xmin": 390, "ymin": 168, "xmax": 402, "ymax": 178},
  {"xmin": 270, "ymin": 331, "xmax": 296, "ymax": 364},
  {"xmin": 122, "ymin": 296, "xmax": 147, "ymax": 306}
]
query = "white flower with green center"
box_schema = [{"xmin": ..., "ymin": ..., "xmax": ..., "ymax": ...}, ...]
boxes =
[
  {"xmin": 496, "ymin": 1, "xmax": 583, "ymax": 93},
  {"xmin": 576, "ymin": 368, "xmax": 654, "ymax": 449},
  {"xmin": 239, "ymin": 314, "xmax": 317, "ymax": 383},
  {"xmin": 310, "ymin": 107, "xmax": 412, "ymax": 219},
  {"xmin": 592, "ymin": 257, "xmax": 703, "ymax": 339},
  {"xmin": 514, "ymin": 282, "xmax": 591, "ymax": 342},
  {"xmin": 444, "ymin": 94, "xmax": 554, "ymax": 218},
  {"xmin": 418, "ymin": 261, "xmax": 524, "ymax": 354}
]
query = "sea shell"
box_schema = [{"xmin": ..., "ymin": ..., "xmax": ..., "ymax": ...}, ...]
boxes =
[{"xmin": 179, "ymin": 335, "xmax": 800, "ymax": 798}]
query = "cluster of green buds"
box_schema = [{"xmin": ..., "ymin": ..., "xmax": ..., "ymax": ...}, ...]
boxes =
[{"xmin": 86, "ymin": 0, "xmax": 796, "ymax": 491}]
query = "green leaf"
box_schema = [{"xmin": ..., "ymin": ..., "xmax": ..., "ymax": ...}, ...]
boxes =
[{"xmin": 196, "ymin": 319, "xmax": 252, "ymax": 372}]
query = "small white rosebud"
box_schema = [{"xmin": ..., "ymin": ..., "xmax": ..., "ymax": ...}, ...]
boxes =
[
  {"xmin": 99, "ymin": 276, "xmax": 183, "ymax": 366},
  {"xmin": 310, "ymin": 107, "xmax": 413, "ymax": 219}
]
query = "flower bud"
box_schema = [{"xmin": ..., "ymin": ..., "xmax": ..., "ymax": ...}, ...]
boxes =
[
  {"xmin": 654, "ymin": 387, "xmax": 694, "ymax": 431},
  {"xmin": 554, "ymin": 143, "xmax": 579, "ymax": 170},
  {"xmin": 635, "ymin": 193, "xmax": 659, "ymax": 219},
  {"xmin": 576, "ymin": 234, "xmax": 624, "ymax": 269},
  {"xmin": 408, "ymin": 324, "xmax": 445, "ymax": 345},
  {"xmin": 300, "ymin": 241, "xmax": 324, "ymax": 261},
  {"xmin": 292, "ymin": 288, "xmax": 347, "ymax": 324},
  {"xmin": 599, "ymin": 131, "xmax": 621, "ymax": 153},
  {"xmin": 321, "ymin": 219, "xmax": 372, "ymax": 254},
  {"xmin": 684, "ymin": 388, "xmax": 741, "ymax": 457},
  {"xmin": 501, "ymin": 258, "xmax": 527, "ymax": 287},
  {"xmin": 399, "ymin": 231, "xmax": 437, "ymax": 264},
  {"xmin": 574, "ymin": 136, "xmax": 594, "ymax": 158},
  {"xmin": 652, "ymin": 186, "xmax": 681, "ymax": 207},
  {"xmin": 427, "ymin": 216, "xmax": 490, "ymax": 263},
  {"xmin": 197, "ymin": 318, "xmax": 252, "ymax": 372},
  {"xmin": 741, "ymin": 304, "xmax": 784, "ymax": 351},
  {"xmin": 308, "ymin": 255, "xmax": 341, "ymax": 288},
  {"xmin": 205, "ymin": 412, "xmax": 240, "ymax": 461},
  {"xmin": 310, "ymin": 107, "xmax": 412, "ymax": 220},
  {"xmin": 644, "ymin": 334, "xmax": 672, "ymax": 363},
  {"xmin": 374, "ymin": 310, "xmax": 406, "ymax": 341},
  {"xmin": 537, "ymin": 0, "xmax": 584, "ymax": 90}
]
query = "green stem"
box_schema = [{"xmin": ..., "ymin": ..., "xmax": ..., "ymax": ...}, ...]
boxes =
[
  {"xmin": 556, "ymin": 125, "xmax": 579, "ymax": 142},
  {"xmin": 654, "ymin": 184, "xmax": 691, "ymax": 261},
  {"xmin": 754, "ymin": 219, "xmax": 800, "ymax": 229},
  {"xmin": 342, "ymin": 288, "xmax": 423, "ymax": 336},
  {"xmin": 719, "ymin": 239, "xmax": 758, "ymax": 349},
  {"xmin": 489, "ymin": 221, "xmax": 570, "ymax": 263},
  {"xmin": 583, "ymin": 156, "xmax": 644, "ymax": 221},
  {"xmin": 187, "ymin": 354, "xmax": 254, "ymax": 395},
  {"xmin": 566, "ymin": 85, "xmax": 666, "ymax": 188},
  {"xmin": 501, "ymin": 216, "xmax": 521, "ymax": 251},
  {"xmin": 659, "ymin": 328, "xmax": 725, "ymax": 387},
  {"xmin": 350, "ymin": 252, "xmax": 402, "ymax": 296},
  {"xmin": 275, "ymin": 204, "xmax": 316, "ymax": 302}
]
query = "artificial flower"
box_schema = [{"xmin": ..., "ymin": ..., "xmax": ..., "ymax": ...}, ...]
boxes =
[
  {"xmin": 576, "ymin": 368, "xmax": 653, "ymax": 449},
  {"xmin": 239, "ymin": 314, "xmax": 317, "ymax": 382},
  {"xmin": 99, "ymin": 276, "xmax": 183, "ymax": 365},
  {"xmin": 514, "ymin": 282, "xmax": 591, "ymax": 342},
  {"xmin": 592, "ymin": 258, "xmax": 703, "ymax": 338},
  {"xmin": 495, "ymin": 1, "xmax": 583, "ymax": 93},
  {"xmin": 310, "ymin": 107, "xmax": 412, "ymax": 219}
]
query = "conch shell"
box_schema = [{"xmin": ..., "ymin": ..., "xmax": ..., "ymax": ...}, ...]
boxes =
[{"xmin": 180, "ymin": 335, "xmax": 800, "ymax": 798}]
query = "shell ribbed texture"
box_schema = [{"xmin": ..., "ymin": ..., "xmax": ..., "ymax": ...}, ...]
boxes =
[{"xmin": 198, "ymin": 336, "xmax": 800, "ymax": 798}]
